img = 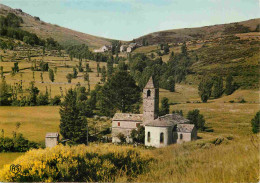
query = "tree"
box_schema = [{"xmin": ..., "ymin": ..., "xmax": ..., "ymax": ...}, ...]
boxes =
[
  {"xmin": 84, "ymin": 72, "xmax": 89, "ymax": 82},
  {"xmin": 0, "ymin": 77, "xmax": 12, "ymax": 105},
  {"xmin": 159, "ymin": 97, "xmax": 169, "ymax": 116},
  {"xmin": 163, "ymin": 43, "xmax": 169, "ymax": 54},
  {"xmin": 198, "ymin": 77, "xmax": 213, "ymax": 103},
  {"xmin": 73, "ymin": 67, "xmax": 78, "ymax": 78},
  {"xmin": 212, "ymin": 76, "xmax": 223, "ymax": 98},
  {"xmin": 48, "ymin": 68, "xmax": 55, "ymax": 82},
  {"xmin": 107, "ymin": 58, "xmax": 113, "ymax": 78},
  {"xmin": 98, "ymin": 70, "xmax": 140, "ymax": 116},
  {"xmin": 187, "ymin": 109, "xmax": 205, "ymax": 131},
  {"xmin": 11, "ymin": 62, "xmax": 19, "ymax": 75},
  {"xmin": 28, "ymin": 81, "xmax": 39, "ymax": 106},
  {"xmin": 40, "ymin": 72, "xmax": 43, "ymax": 83},
  {"xmin": 181, "ymin": 42, "xmax": 188, "ymax": 56},
  {"xmin": 225, "ymin": 74, "xmax": 234, "ymax": 95},
  {"xmin": 66, "ymin": 73, "xmax": 73, "ymax": 83},
  {"xmin": 251, "ymin": 111, "xmax": 260, "ymax": 134},
  {"xmin": 59, "ymin": 88, "xmax": 88, "ymax": 144},
  {"xmin": 101, "ymin": 66, "xmax": 106, "ymax": 83},
  {"xmin": 168, "ymin": 76, "xmax": 175, "ymax": 92},
  {"xmin": 130, "ymin": 126, "xmax": 145, "ymax": 143}
]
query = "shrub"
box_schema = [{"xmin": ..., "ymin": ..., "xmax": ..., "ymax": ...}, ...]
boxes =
[
  {"xmin": 0, "ymin": 133, "xmax": 39, "ymax": 152},
  {"xmin": 131, "ymin": 126, "xmax": 145, "ymax": 144},
  {"xmin": 187, "ymin": 109, "xmax": 205, "ymax": 130},
  {"xmin": 0, "ymin": 144, "xmax": 153, "ymax": 182}
]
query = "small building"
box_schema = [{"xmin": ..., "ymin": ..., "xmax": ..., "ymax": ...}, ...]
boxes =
[
  {"xmin": 120, "ymin": 45, "xmax": 127, "ymax": 52},
  {"xmin": 94, "ymin": 45, "xmax": 112, "ymax": 53},
  {"xmin": 45, "ymin": 132, "xmax": 59, "ymax": 148},
  {"xmin": 126, "ymin": 43, "xmax": 137, "ymax": 53}
]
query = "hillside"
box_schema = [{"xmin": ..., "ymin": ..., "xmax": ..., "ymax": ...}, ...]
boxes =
[
  {"xmin": 134, "ymin": 18, "xmax": 260, "ymax": 44},
  {"xmin": 0, "ymin": 4, "xmax": 112, "ymax": 48}
]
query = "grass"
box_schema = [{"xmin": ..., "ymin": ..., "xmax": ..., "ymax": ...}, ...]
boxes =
[{"xmin": 0, "ymin": 153, "xmax": 24, "ymax": 169}]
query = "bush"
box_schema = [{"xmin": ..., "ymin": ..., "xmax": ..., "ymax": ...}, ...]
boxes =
[
  {"xmin": 0, "ymin": 133, "xmax": 39, "ymax": 152},
  {"xmin": 187, "ymin": 109, "xmax": 205, "ymax": 131},
  {"xmin": 0, "ymin": 144, "xmax": 153, "ymax": 182},
  {"xmin": 130, "ymin": 126, "xmax": 145, "ymax": 144}
]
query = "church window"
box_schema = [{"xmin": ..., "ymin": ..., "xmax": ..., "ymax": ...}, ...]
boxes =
[
  {"xmin": 180, "ymin": 134, "xmax": 183, "ymax": 139},
  {"xmin": 148, "ymin": 132, "xmax": 151, "ymax": 142},
  {"xmin": 147, "ymin": 90, "xmax": 151, "ymax": 97},
  {"xmin": 118, "ymin": 122, "xmax": 120, "ymax": 126},
  {"xmin": 160, "ymin": 132, "xmax": 164, "ymax": 144}
]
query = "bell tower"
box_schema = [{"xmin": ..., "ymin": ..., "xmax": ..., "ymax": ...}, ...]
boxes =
[{"xmin": 143, "ymin": 77, "xmax": 159, "ymax": 124}]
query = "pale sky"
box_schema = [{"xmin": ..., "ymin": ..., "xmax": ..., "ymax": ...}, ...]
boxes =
[{"xmin": 1, "ymin": 0, "xmax": 259, "ymax": 40}]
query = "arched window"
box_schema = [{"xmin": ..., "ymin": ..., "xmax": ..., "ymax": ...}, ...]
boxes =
[
  {"xmin": 147, "ymin": 90, "xmax": 151, "ymax": 97},
  {"xmin": 160, "ymin": 132, "xmax": 164, "ymax": 144},
  {"xmin": 180, "ymin": 134, "xmax": 183, "ymax": 139},
  {"xmin": 147, "ymin": 132, "xmax": 151, "ymax": 142}
]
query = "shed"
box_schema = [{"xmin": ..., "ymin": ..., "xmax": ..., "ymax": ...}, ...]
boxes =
[{"xmin": 45, "ymin": 132, "xmax": 59, "ymax": 148}]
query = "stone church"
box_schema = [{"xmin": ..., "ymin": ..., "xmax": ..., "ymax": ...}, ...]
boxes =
[{"xmin": 112, "ymin": 77, "xmax": 197, "ymax": 148}]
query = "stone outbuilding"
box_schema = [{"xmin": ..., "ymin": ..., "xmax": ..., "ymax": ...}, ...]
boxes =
[
  {"xmin": 111, "ymin": 77, "xmax": 197, "ymax": 147},
  {"xmin": 45, "ymin": 132, "xmax": 59, "ymax": 148}
]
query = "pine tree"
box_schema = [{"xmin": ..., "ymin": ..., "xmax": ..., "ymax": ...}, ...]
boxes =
[
  {"xmin": 101, "ymin": 66, "xmax": 106, "ymax": 83},
  {"xmin": 60, "ymin": 89, "xmax": 88, "ymax": 144},
  {"xmin": 107, "ymin": 57, "xmax": 113, "ymax": 78}
]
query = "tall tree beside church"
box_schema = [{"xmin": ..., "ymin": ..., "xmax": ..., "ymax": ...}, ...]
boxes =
[
  {"xmin": 98, "ymin": 70, "xmax": 140, "ymax": 116},
  {"xmin": 60, "ymin": 88, "xmax": 88, "ymax": 144}
]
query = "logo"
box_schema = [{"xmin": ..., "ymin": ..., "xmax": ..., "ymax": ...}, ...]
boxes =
[{"xmin": 10, "ymin": 164, "xmax": 21, "ymax": 173}]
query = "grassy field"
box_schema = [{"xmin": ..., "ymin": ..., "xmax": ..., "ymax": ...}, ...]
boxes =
[{"xmin": 0, "ymin": 44, "xmax": 259, "ymax": 182}]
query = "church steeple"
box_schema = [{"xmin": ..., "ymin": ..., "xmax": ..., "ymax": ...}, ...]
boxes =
[{"xmin": 143, "ymin": 77, "xmax": 159, "ymax": 124}]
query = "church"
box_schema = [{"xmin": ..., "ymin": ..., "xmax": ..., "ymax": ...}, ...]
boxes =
[{"xmin": 112, "ymin": 77, "xmax": 197, "ymax": 148}]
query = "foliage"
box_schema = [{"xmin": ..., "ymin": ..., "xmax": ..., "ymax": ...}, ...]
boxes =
[
  {"xmin": 98, "ymin": 70, "xmax": 140, "ymax": 116},
  {"xmin": 198, "ymin": 77, "xmax": 213, "ymax": 102},
  {"xmin": 130, "ymin": 126, "xmax": 145, "ymax": 144},
  {"xmin": 225, "ymin": 74, "xmax": 234, "ymax": 95},
  {"xmin": 187, "ymin": 109, "xmax": 205, "ymax": 130},
  {"xmin": 66, "ymin": 73, "xmax": 73, "ymax": 83},
  {"xmin": 251, "ymin": 111, "xmax": 259, "ymax": 134},
  {"xmin": 0, "ymin": 133, "xmax": 39, "ymax": 152},
  {"xmin": 48, "ymin": 68, "xmax": 55, "ymax": 82},
  {"xmin": 0, "ymin": 144, "xmax": 153, "ymax": 182},
  {"xmin": 159, "ymin": 97, "xmax": 169, "ymax": 116},
  {"xmin": 0, "ymin": 77, "xmax": 12, "ymax": 105},
  {"xmin": 59, "ymin": 88, "xmax": 89, "ymax": 144},
  {"xmin": 212, "ymin": 76, "xmax": 223, "ymax": 99}
]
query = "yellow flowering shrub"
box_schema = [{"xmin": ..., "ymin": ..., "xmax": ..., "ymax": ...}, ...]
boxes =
[{"xmin": 0, "ymin": 144, "xmax": 153, "ymax": 182}]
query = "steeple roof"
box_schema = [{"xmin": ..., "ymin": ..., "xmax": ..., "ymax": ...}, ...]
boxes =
[{"xmin": 145, "ymin": 76, "xmax": 156, "ymax": 89}]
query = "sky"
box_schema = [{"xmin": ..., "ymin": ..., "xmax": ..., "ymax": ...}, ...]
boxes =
[{"xmin": 1, "ymin": 0, "xmax": 259, "ymax": 40}]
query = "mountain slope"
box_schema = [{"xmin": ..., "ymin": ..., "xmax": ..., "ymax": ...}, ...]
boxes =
[
  {"xmin": 0, "ymin": 4, "xmax": 112, "ymax": 48},
  {"xmin": 134, "ymin": 18, "xmax": 260, "ymax": 44}
]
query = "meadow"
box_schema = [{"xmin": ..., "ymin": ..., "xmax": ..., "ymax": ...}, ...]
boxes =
[{"xmin": 0, "ymin": 42, "xmax": 259, "ymax": 181}]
